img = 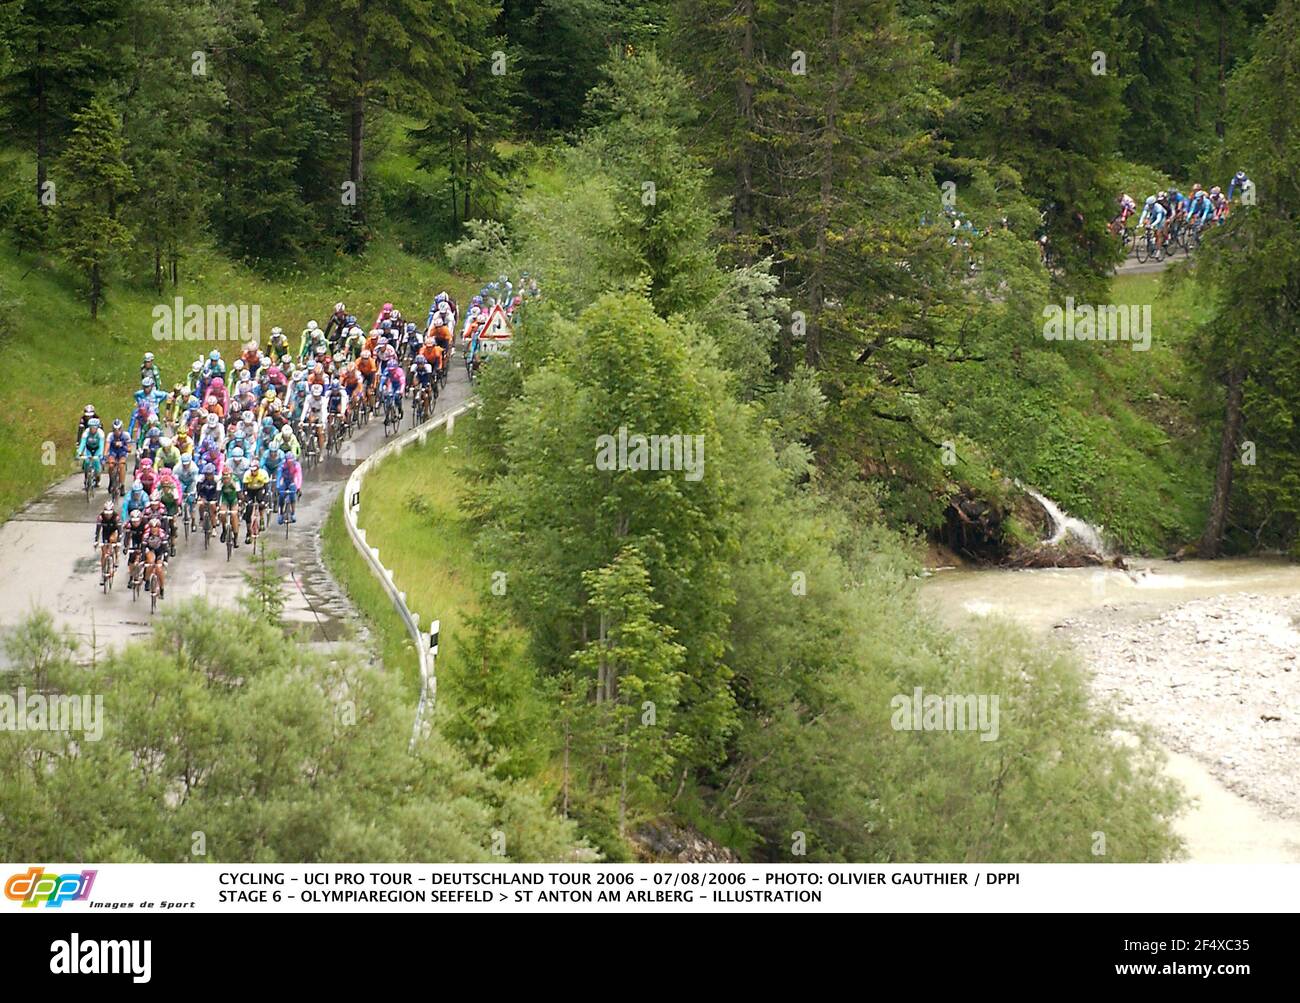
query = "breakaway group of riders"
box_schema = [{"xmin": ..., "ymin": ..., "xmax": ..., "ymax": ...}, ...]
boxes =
[
  {"xmin": 1109, "ymin": 169, "xmax": 1253, "ymax": 262},
  {"xmin": 73, "ymin": 277, "xmax": 533, "ymax": 610}
]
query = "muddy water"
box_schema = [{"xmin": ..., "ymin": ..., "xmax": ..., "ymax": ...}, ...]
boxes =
[{"xmin": 920, "ymin": 557, "xmax": 1300, "ymax": 862}]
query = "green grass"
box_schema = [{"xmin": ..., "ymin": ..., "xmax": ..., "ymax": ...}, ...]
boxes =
[
  {"xmin": 0, "ymin": 232, "xmax": 476, "ymax": 520},
  {"xmin": 958, "ymin": 266, "xmax": 1217, "ymax": 553},
  {"xmin": 345, "ymin": 427, "xmax": 486, "ymax": 689}
]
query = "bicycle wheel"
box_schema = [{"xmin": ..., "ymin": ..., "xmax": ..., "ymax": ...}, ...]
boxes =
[{"xmin": 1135, "ymin": 236, "xmax": 1149, "ymax": 264}]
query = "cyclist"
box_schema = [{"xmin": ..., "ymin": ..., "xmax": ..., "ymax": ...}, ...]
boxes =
[
  {"xmin": 298, "ymin": 320, "xmax": 322, "ymax": 361},
  {"xmin": 175, "ymin": 453, "xmax": 201, "ymax": 531},
  {"xmin": 227, "ymin": 445, "xmax": 252, "ymax": 484},
  {"xmin": 203, "ymin": 349, "xmax": 226, "ymax": 382},
  {"xmin": 381, "ymin": 356, "xmax": 405, "ymax": 421},
  {"xmin": 137, "ymin": 455, "xmax": 158, "ymax": 496},
  {"xmin": 156, "ymin": 476, "xmax": 182, "ymax": 553},
  {"xmin": 356, "ymin": 349, "xmax": 379, "ymax": 405},
  {"xmin": 1188, "ymin": 185, "xmax": 1214, "ymax": 231},
  {"xmin": 302, "ymin": 382, "xmax": 328, "ymax": 452},
  {"xmin": 275, "ymin": 423, "xmax": 301, "ymax": 458},
  {"xmin": 140, "ymin": 352, "xmax": 162, "ymax": 388},
  {"xmin": 1138, "ymin": 195, "xmax": 1167, "ymax": 252},
  {"xmin": 1228, "ymin": 170, "xmax": 1252, "ymax": 203},
  {"xmin": 106, "ymin": 419, "xmax": 131, "ymax": 492},
  {"xmin": 122, "ymin": 508, "xmax": 147, "ymax": 581},
  {"xmin": 241, "ymin": 464, "xmax": 271, "ymax": 544},
  {"xmin": 197, "ymin": 463, "xmax": 220, "ymax": 533},
  {"xmin": 218, "ymin": 469, "xmax": 241, "ymax": 547},
  {"xmin": 121, "ymin": 478, "xmax": 150, "ymax": 522},
  {"xmin": 187, "ymin": 359, "xmax": 204, "ymax": 396},
  {"xmin": 343, "ymin": 324, "xmax": 366, "ymax": 361},
  {"xmin": 154, "ymin": 435, "xmax": 181, "ymax": 472},
  {"xmin": 94, "ymin": 501, "xmax": 120, "ymax": 569},
  {"xmin": 410, "ymin": 354, "xmax": 434, "ymax": 412},
  {"xmin": 141, "ymin": 516, "xmax": 169, "ymax": 599},
  {"xmin": 1111, "ymin": 193, "xmax": 1136, "ymax": 235},
  {"xmin": 277, "ymin": 452, "xmax": 302, "ymax": 524},
  {"xmin": 324, "ymin": 302, "xmax": 349, "ymax": 346},
  {"xmin": 77, "ymin": 417, "xmax": 106, "ymax": 489},
  {"xmin": 325, "ymin": 376, "xmax": 349, "ymax": 437},
  {"xmin": 1210, "ymin": 185, "xmax": 1228, "ymax": 222}
]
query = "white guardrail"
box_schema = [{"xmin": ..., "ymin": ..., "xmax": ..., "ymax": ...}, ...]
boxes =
[{"xmin": 343, "ymin": 398, "xmax": 477, "ymax": 750}]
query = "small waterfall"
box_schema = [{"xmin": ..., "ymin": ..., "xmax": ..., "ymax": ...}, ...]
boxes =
[{"xmin": 1021, "ymin": 486, "xmax": 1108, "ymax": 556}]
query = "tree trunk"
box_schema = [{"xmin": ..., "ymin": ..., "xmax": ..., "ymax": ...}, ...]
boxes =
[
  {"xmin": 449, "ymin": 132, "xmax": 458, "ymax": 229},
  {"xmin": 154, "ymin": 248, "xmax": 163, "ymax": 293},
  {"xmin": 806, "ymin": 0, "xmax": 843, "ymax": 369},
  {"xmin": 35, "ymin": 47, "xmax": 47, "ymax": 210},
  {"xmin": 618, "ymin": 716, "xmax": 630, "ymax": 838},
  {"xmin": 464, "ymin": 124, "xmax": 472, "ymax": 221},
  {"xmin": 734, "ymin": 0, "xmax": 755, "ymax": 241},
  {"xmin": 349, "ymin": 89, "xmax": 365, "ymax": 220},
  {"xmin": 1216, "ymin": 21, "xmax": 1227, "ymax": 139},
  {"xmin": 1200, "ymin": 366, "xmax": 1245, "ymax": 557},
  {"xmin": 90, "ymin": 262, "xmax": 102, "ymax": 319}
]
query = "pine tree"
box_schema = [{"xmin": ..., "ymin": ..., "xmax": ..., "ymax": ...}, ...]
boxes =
[
  {"xmin": 0, "ymin": 0, "xmax": 127, "ymax": 212},
  {"xmin": 54, "ymin": 95, "xmax": 134, "ymax": 317},
  {"xmin": 571, "ymin": 547, "xmax": 686, "ymax": 835},
  {"xmin": 945, "ymin": 0, "xmax": 1127, "ymax": 299},
  {"xmin": 1195, "ymin": 0, "xmax": 1300, "ymax": 556}
]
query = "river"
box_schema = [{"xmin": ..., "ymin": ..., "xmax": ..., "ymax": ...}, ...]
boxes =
[{"xmin": 920, "ymin": 557, "xmax": 1300, "ymax": 862}]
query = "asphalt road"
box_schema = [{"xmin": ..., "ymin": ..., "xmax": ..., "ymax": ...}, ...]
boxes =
[{"xmin": 0, "ymin": 363, "xmax": 473, "ymax": 663}]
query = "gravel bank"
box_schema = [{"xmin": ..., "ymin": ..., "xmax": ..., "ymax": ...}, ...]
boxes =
[{"xmin": 1055, "ymin": 592, "xmax": 1300, "ymax": 821}]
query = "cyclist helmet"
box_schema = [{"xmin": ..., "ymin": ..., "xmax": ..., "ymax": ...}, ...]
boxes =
[
  {"xmin": 112, "ymin": 419, "xmax": 123, "ymax": 430},
  {"xmin": 1211, "ymin": 186, "xmax": 1221, "ymax": 196},
  {"xmin": 335, "ymin": 302, "xmax": 345, "ymax": 313},
  {"xmin": 130, "ymin": 508, "xmax": 143, "ymax": 522},
  {"xmin": 209, "ymin": 350, "xmax": 220, "ymax": 361},
  {"xmin": 88, "ymin": 418, "xmax": 101, "ymax": 428},
  {"xmin": 132, "ymin": 480, "xmax": 144, "ymax": 492},
  {"xmin": 383, "ymin": 302, "xmax": 393, "ymax": 312},
  {"xmin": 360, "ymin": 349, "xmax": 371, "ymax": 359},
  {"xmin": 159, "ymin": 436, "xmax": 171, "ymax": 449},
  {"xmin": 1145, "ymin": 196, "xmax": 1156, "ymax": 206},
  {"xmin": 307, "ymin": 320, "xmax": 318, "ymax": 332},
  {"xmin": 346, "ymin": 315, "xmax": 357, "ymax": 326},
  {"xmin": 381, "ymin": 320, "xmax": 392, "ymax": 331},
  {"xmin": 142, "ymin": 377, "xmax": 155, "ymax": 388},
  {"xmin": 1192, "ymin": 183, "xmax": 1203, "ymax": 193},
  {"xmin": 202, "ymin": 463, "xmax": 216, "ymax": 476},
  {"xmin": 103, "ymin": 500, "xmax": 114, "ymax": 514},
  {"xmin": 311, "ymin": 383, "xmax": 323, "ymax": 396},
  {"xmin": 191, "ymin": 360, "xmax": 202, "ymax": 372}
]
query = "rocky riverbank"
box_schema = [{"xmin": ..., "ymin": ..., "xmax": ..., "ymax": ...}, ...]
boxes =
[{"xmin": 1054, "ymin": 591, "xmax": 1300, "ymax": 822}]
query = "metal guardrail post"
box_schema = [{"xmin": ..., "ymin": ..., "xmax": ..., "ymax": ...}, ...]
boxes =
[{"xmin": 341, "ymin": 400, "xmax": 478, "ymax": 752}]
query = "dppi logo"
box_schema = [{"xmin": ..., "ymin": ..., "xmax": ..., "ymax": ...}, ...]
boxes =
[{"xmin": 5, "ymin": 867, "xmax": 97, "ymax": 908}]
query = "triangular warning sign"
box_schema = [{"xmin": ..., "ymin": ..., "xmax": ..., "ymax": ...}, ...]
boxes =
[{"xmin": 471, "ymin": 303, "xmax": 514, "ymax": 356}]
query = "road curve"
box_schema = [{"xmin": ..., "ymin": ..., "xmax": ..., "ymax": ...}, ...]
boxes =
[{"xmin": 0, "ymin": 364, "xmax": 473, "ymax": 663}]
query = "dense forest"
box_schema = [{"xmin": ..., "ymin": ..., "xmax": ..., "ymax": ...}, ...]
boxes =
[{"xmin": 2, "ymin": 0, "xmax": 1299, "ymax": 862}]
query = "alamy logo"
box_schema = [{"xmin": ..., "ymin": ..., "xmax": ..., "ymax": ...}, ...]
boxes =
[
  {"xmin": 1042, "ymin": 297, "xmax": 1151, "ymax": 351},
  {"xmin": 595, "ymin": 426, "xmax": 705, "ymax": 482},
  {"xmin": 890, "ymin": 687, "xmax": 1000, "ymax": 742},
  {"xmin": 152, "ymin": 297, "xmax": 261, "ymax": 342},
  {"xmin": 0, "ymin": 687, "xmax": 103, "ymax": 741},
  {"xmin": 49, "ymin": 935, "xmax": 151, "ymax": 983}
]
